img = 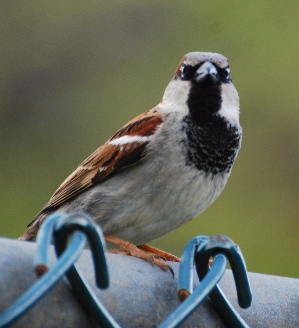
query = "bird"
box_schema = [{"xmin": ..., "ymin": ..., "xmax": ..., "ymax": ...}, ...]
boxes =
[{"xmin": 19, "ymin": 52, "xmax": 242, "ymax": 272}]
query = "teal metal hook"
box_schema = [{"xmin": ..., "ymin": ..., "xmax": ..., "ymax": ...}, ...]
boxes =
[
  {"xmin": 53, "ymin": 213, "xmax": 109, "ymax": 289},
  {"xmin": 195, "ymin": 235, "xmax": 252, "ymax": 328},
  {"xmin": 177, "ymin": 235, "xmax": 209, "ymax": 302},
  {"xmin": 158, "ymin": 235, "xmax": 252, "ymax": 328},
  {"xmin": 36, "ymin": 212, "xmax": 119, "ymax": 328},
  {"xmin": 0, "ymin": 231, "xmax": 86, "ymax": 327},
  {"xmin": 159, "ymin": 253, "xmax": 228, "ymax": 328},
  {"xmin": 195, "ymin": 234, "xmax": 252, "ymax": 309},
  {"xmin": 52, "ymin": 213, "xmax": 120, "ymax": 328}
]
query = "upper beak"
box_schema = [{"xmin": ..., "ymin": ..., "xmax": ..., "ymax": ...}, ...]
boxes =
[{"xmin": 194, "ymin": 62, "xmax": 219, "ymax": 83}]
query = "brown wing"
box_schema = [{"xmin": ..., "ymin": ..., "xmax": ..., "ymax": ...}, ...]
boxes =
[
  {"xmin": 22, "ymin": 109, "xmax": 162, "ymax": 237},
  {"xmin": 41, "ymin": 140, "xmax": 147, "ymax": 211}
]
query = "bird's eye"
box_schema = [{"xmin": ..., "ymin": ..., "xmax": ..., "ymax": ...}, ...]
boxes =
[
  {"xmin": 180, "ymin": 64, "xmax": 187, "ymax": 76},
  {"xmin": 224, "ymin": 66, "xmax": 230, "ymax": 78}
]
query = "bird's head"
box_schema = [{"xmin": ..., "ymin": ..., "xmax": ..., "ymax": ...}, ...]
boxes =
[{"xmin": 162, "ymin": 52, "xmax": 240, "ymax": 126}]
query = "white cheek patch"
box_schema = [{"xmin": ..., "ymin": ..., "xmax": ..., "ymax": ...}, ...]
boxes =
[
  {"xmin": 218, "ymin": 84, "xmax": 240, "ymax": 126},
  {"xmin": 162, "ymin": 80, "xmax": 190, "ymax": 107},
  {"xmin": 109, "ymin": 135, "xmax": 150, "ymax": 146}
]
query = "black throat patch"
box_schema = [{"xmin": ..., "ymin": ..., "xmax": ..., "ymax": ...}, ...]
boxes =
[
  {"xmin": 187, "ymin": 80, "xmax": 223, "ymax": 120},
  {"xmin": 182, "ymin": 114, "xmax": 241, "ymax": 175}
]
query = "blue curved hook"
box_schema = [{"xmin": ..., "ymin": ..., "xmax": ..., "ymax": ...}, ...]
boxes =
[
  {"xmin": 178, "ymin": 235, "xmax": 209, "ymax": 301},
  {"xmin": 53, "ymin": 213, "xmax": 109, "ymax": 288},
  {"xmin": 159, "ymin": 253, "xmax": 228, "ymax": 328},
  {"xmin": 195, "ymin": 234, "xmax": 252, "ymax": 309},
  {"xmin": 195, "ymin": 235, "xmax": 252, "ymax": 328},
  {"xmin": 35, "ymin": 212, "xmax": 119, "ymax": 328},
  {"xmin": 168, "ymin": 235, "xmax": 252, "ymax": 328},
  {"xmin": 52, "ymin": 213, "xmax": 120, "ymax": 328},
  {"xmin": 0, "ymin": 231, "xmax": 86, "ymax": 328}
]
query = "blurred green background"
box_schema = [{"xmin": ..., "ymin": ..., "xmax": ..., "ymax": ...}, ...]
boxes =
[{"xmin": 1, "ymin": 1, "xmax": 298, "ymax": 278}]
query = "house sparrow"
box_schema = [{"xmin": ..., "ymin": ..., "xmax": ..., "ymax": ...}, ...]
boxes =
[{"xmin": 19, "ymin": 52, "xmax": 242, "ymax": 271}]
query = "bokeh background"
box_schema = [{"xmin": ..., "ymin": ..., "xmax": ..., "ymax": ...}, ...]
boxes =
[{"xmin": 1, "ymin": 1, "xmax": 298, "ymax": 278}]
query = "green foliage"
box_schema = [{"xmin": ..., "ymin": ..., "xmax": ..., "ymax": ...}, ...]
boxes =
[{"xmin": 0, "ymin": 1, "xmax": 298, "ymax": 278}]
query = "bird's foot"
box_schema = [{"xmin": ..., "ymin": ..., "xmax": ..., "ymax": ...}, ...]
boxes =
[
  {"xmin": 105, "ymin": 234, "xmax": 175, "ymax": 274},
  {"xmin": 138, "ymin": 244, "xmax": 181, "ymax": 262}
]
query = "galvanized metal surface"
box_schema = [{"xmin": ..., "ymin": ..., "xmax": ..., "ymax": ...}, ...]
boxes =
[{"xmin": 0, "ymin": 237, "xmax": 298, "ymax": 327}]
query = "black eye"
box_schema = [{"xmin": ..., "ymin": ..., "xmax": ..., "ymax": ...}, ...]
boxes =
[
  {"xmin": 180, "ymin": 64, "xmax": 187, "ymax": 77},
  {"xmin": 224, "ymin": 66, "xmax": 230, "ymax": 78}
]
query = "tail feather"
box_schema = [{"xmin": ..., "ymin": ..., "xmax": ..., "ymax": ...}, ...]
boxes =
[{"xmin": 18, "ymin": 213, "xmax": 47, "ymax": 241}]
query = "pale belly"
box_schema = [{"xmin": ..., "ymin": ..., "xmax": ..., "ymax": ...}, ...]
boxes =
[{"xmin": 59, "ymin": 156, "xmax": 229, "ymax": 245}]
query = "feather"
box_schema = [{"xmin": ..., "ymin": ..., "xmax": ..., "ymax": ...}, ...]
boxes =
[{"xmin": 23, "ymin": 109, "xmax": 163, "ymax": 236}]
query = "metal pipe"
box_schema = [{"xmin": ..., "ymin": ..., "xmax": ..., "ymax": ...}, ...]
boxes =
[{"xmin": 0, "ymin": 237, "xmax": 298, "ymax": 327}]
